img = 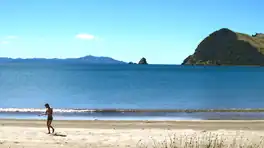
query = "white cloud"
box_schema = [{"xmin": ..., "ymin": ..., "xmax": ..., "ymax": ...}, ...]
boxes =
[
  {"xmin": 75, "ymin": 34, "xmax": 95, "ymax": 40},
  {"xmin": 6, "ymin": 35, "xmax": 18, "ymax": 39},
  {"xmin": 0, "ymin": 41, "xmax": 9, "ymax": 44}
]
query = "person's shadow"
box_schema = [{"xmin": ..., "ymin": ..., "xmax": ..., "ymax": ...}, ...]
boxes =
[{"xmin": 52, "ymin": 133, "xmax": 67, "ymax": 137}]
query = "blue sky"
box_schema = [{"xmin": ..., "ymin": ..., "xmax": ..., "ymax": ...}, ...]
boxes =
[{"xmin": 0, "ymin": 0, "xmax": 263, "ymax": 64}]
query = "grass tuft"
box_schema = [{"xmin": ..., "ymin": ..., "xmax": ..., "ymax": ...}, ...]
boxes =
[{"xmin": 137, "ymin": 132, "xmax": 264, "ymax": 148}]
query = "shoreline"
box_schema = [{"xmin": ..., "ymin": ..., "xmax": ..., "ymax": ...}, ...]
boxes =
[
  {"xmin": 2, "ymin": 108, "xmax": 264, "ymax": 113},
  {"xmin": 1, "ymin": 119, "xmax": 264, "ymax": 130},
  {"xmin": 3, "ymin": 110, "xmax": 264, "ymax": 121}
]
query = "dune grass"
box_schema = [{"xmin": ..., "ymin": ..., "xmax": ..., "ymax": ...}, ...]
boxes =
[{"xmin": 136, "ymin": 132, "xmax": 264, "ymax": 148}]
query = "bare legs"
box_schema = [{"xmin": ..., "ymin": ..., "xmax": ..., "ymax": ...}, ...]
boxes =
[{"xmin": 46, "ymin": 120, "xmax": 55, "ymax": 134}]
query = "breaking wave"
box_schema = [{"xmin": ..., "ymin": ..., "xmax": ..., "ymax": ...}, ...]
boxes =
[
  {"xmin": 0, "ymin": 108, "xmax": 95, "ymax": 113},
  {"xmin": 1, "ymin": 108, "xmax": 264, "ymax": 113}
]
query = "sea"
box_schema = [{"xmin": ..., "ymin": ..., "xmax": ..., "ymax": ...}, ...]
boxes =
[{"xmin": 1, "ymin": 62, "xmax": 264, "ymax": 120}]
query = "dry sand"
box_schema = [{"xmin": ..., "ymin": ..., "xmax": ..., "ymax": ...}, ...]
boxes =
[{"xmin": 1, "ymin": 119, "xmax": 264, "ymax": 148}]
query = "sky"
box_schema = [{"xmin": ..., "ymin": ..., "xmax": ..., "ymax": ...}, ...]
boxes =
[{"xmin": 0, "ymin": 0, "xmax": 263, "ymax": 64}]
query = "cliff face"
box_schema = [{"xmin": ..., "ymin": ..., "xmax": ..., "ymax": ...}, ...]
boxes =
[{"xmin": 182, "ymin": 28, "xmax": 264, "ymax": 66}]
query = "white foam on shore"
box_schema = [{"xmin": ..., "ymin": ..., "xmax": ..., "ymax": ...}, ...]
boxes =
[{"xmin": 0, "ymin": 108, "xmax": 95, "ymax": 113}]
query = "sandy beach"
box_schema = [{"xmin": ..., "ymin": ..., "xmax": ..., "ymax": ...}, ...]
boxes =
[{"xmin": 0, "ymin": 120, "xmax": 264, "ymax": 148}]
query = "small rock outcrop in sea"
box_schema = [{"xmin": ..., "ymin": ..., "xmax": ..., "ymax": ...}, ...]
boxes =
[
  {"xmin": 128, "ymin": 62, "xmax": 136, "ymax": 64},
  {"xmin": 138, "ymin": 57, "xmax": 148, "ymax": 64},
  {"xmin": 182, "ymin": 28, "xmax": 264, "ymax": 66}
]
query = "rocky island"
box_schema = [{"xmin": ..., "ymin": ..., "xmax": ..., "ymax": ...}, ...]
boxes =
[
  {"xmin": 182, "ymin": 28, "xmax": 264, "ymax": 66},
  {"xmin": 138, "ymin": 57, "xmax": 148, "ymax": 64},
  {"xmin": 128, "ymin": 57, "xmax": 148, "ymax": 65}
]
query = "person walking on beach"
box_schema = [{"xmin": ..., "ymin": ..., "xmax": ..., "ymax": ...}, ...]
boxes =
[{"xmin": 39, "ymin": 103, "xmax": 55, "ymax": 134}]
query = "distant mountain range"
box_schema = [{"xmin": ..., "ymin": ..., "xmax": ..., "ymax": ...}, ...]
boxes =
[{"xmin": 0, "ymin": 55, "xmax": 127, "ymax": 64}]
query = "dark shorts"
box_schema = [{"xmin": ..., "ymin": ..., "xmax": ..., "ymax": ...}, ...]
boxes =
[{"xmin": 47, "ymin": 116, "xmax": 53, "ymax": 121}]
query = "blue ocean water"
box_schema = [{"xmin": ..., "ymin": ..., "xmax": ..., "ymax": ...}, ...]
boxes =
[{"xmin": 1, "ymin": 62, "xmax": 264, "ymax": 120}]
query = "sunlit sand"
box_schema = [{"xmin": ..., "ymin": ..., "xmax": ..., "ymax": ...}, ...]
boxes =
[{"xmin": 0, "ymin": 119, "xmax": 264, "ymax": 148}]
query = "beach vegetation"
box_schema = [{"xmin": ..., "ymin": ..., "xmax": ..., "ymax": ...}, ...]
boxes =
[{"xmin": 137, "ymin": 132, "xmax": 264, "ymax": 148}]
